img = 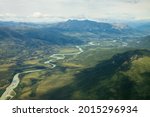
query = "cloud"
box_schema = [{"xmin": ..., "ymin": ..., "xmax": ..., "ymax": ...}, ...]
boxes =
[
  {"xmin": 0, "ymin": 13, "xmax": 19, "ymax": 20},
  {"xmin": 122, "ymin": 0, "xmax": 141, "ymax": 4},
  {"xmin": 32, "ymin": 12, "xmax": 49, "ymax": 18},
  {"xmin": 0, "ymin": 0, "xmax": 149, "ymax": 22},
  {"xmin": 0, "ymin": 13, "xmax": 16, "ymax": 17}
]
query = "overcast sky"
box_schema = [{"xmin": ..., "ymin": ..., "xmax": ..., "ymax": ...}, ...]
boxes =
[{"xmin": 0, "ymin": 0, "xmax": 149, "ymax": 22}]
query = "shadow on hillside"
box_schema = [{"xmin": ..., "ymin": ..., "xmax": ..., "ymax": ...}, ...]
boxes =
[{"xmin": 39, "ymin": 50, "xmax": 150, "ymax": 100}]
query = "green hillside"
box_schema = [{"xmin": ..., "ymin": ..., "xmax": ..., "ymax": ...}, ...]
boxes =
[
  {"xmin": 73, "ymin": 50, "xmax": 150, "ymax": 99},
  {"xmin": 34, "ymin": 50, "xmax": 150, "ymax": 100}
]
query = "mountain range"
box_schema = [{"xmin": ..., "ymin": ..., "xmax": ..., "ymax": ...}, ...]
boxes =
[{"xmin": 0, "ymin": 19, "xmax": 148, "ymax": 51}]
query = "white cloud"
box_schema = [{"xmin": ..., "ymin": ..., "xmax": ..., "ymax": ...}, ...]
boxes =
[
  {"xmin": 0, "ymin": 0, "xmax": 149, "ymax": 22},
  {"xmin": 121, "ymin": 0, "xmax": 141, "ymax": 4},
  {"xmin": 32, "ymin": 12, "xmax": 49, "ymax": 18},
  {"xmin": 0, "ymin": 13, "xmax": 16, "ymax": 17}
]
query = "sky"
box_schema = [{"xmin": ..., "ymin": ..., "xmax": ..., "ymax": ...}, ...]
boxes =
[{"xmin": 0, "ymin": 0, "xmax": 149, "ymax": 22}]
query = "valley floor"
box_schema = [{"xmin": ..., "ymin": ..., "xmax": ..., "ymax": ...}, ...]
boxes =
[{"xmin": 0, "ymin": 39, "xmax": 150, "ymax": 100}]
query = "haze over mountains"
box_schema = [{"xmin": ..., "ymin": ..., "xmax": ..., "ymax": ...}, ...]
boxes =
[
  {"xmin": 0, "ymin": 19, "xmax": 149, "ymax": 54},
  {"xmin": 0, "ymin": 19, "xmax": 149, "ymax": 41}
]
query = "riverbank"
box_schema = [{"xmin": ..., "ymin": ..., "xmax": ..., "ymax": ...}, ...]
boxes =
[{"xmin": 0, "ymin": 46, "xmax": 84, "ymax": 100}]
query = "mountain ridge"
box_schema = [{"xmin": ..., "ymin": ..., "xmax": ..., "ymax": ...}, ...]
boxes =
[{"xmin": 39, "ymin": 49, "xmax": 150, "ymax": 100}]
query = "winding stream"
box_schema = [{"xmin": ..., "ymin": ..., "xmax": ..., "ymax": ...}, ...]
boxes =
[
  {"xmin": 0, "ymin": 46, "xmax": 84, "ymax": 100},
  {"xmin": 44, "ymin": 46, "xmax": 83, "ymax": 68}
]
